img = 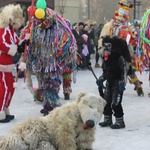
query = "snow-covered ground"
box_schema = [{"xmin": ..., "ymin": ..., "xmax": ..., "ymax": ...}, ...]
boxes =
[{"xmin": 0, "ymin": 54, "xmax": 150, "ymax": 150}]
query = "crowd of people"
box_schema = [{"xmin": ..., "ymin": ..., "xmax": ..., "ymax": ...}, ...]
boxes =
[
  {"xmin": 71, "ymin": 21, "xmax": 104, "ymax": 70},
  {"xmin": 0, "ymin": 0, "xmax": 150, "ymax": 132}
]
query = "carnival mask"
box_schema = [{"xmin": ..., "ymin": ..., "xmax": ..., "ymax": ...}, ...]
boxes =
[{"xmin": 103, "ymin": 43, "xmax": 112, "ymax": 61}]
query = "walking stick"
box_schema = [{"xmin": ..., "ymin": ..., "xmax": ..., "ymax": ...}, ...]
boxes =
[{"xmin": 88, "ymin": 62, "xmax": 104, "ymax": 98}]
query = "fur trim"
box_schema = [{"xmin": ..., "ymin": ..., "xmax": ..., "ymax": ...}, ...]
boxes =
[
  {"xmin": 8, "ymin": 45, "xmax": 17, "ymax": 56},
  {"xmin": 4, "ymin": 108, "xmax": 10, "ymax": 115},
  {"xmin": 0, "ymin": 111, "xmax": 6, "ymax": 120},
  {"xmin": 18, "ymin": 62, "xmax": 26, "ymax": 71},
  {"xmin": 0, "ymin": 64, "xmax": 14, "ymax": 72}
]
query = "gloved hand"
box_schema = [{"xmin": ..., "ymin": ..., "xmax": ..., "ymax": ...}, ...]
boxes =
[
  {"xmin": 96, "ymin": 76, "xmax": 105, "ymax": 87},
  {"xmin": 17, "ymin": 40, "xmax": 26, "ymax": 53},
  {"xmin": 25, "ymin": 39, "xmax": 30, "ymax": 46},
  {"xmin": 119, "ymin": 81, "xmax": 126, "ymax": 92},
  {"xmin": 17, "ymin": 39, "xmax": 30, "ymax": 53},
  {"xmin": 8, "ymin": 45, "xmax": 17, "ymax": 56}
]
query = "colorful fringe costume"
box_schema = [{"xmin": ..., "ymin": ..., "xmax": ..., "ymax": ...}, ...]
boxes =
[
  {"xmin": 136, "ymin": 8, "xmax": 150, "ymax": 96},
  {"xmin": 23, "ymin": 7, "xmax": 77, "ymax": 113}
]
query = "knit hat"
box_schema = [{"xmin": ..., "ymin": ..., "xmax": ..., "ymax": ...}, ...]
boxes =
[
  {"xmin": 114, "ymin": 0, "xmax": 133, "ymax": 22},
  {"xmin": 73, "ymin": 26, "xmax": 78, "ymax": 30},
  {"xmin": 78, "ymin": 22, "xmax": 84, "ymax": 26},
  {"xmin": 82, "ymin": 34, "xmax": 88, "ymax": 43}
]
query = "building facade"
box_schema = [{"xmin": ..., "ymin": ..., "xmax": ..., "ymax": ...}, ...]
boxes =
[
  {"xmin": 0, "ymin": 0, "xmax": 148, "ymax": 25},
  {"xmin": 0, "ymin": 0, "xmax": 54, "ymax": 24},
  {"xmin": 55, "ymin": 0, "xmax": 148, "ymax": 25}
]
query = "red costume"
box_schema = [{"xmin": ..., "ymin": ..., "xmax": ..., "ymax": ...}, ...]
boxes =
[
  {"xmin": 0, "ymin": 26, "xmax": 20, "ymax": 122},
  {"xmin": 0, "ymin": 4, "xmax": 24, "ymax": 122}
]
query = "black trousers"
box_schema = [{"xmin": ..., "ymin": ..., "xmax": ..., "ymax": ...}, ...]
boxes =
[
  {"xmin": 103, "ymin": 81, "xmax": 124, "ymax": 118},
  {"xmin": 95, "ymin": 45, "xmax": 99, "ymax": 63}
]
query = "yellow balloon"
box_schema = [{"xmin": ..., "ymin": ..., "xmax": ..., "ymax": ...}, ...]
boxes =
[{"xmin": 35, "ymin": 8, "xmax": 45, "ymax": 19}]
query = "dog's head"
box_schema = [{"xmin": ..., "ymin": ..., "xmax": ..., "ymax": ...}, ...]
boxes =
[{"xmin": 76, "ymin": 92, "xmax": 106, "ymax": 129}]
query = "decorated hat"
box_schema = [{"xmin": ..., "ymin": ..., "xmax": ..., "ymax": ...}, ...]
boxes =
[
  {"xmin": 114, "ymin": 0, "xmax": 133, "ymax": 21},
  {"xmin": 27, "ymin": 0, "xmax": 47, "ymax": 20}
]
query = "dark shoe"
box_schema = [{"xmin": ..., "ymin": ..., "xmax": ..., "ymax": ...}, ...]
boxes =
[
  {"xmin": 40, "ymin": 109, "xmax": 48, "ymax": 114},
  {"xmin": 0, "ymin": 117, "xmax": 10, "ymax": 123},
  {"xmin": 35, "ymin": 98, "xmax": 43, "ymax": 102},
  {"xmin": 64, "ymin": 93, "xmax": 70, "ymax": 100},
  {"xmin": 43, "ymin": 111, "xmax": 49, "ymax": 116},
  {"xmin": 40, "ymin": 106, "xmax": 54, "ymax": 115},
  {"xmin": 43, "ymin": 108, "xmax": 54, "ymax": 116},
  {"xmin": 137, "ymin": 87, "xmax": 144, "ymax": 96},
  {"xmin": 99, "ymin": 120, "xmax": 112, "ymax": 127},
  {"xmin": 99, "ymin": 115, "xmax": 112, "ymax": 127},
  {"xmin": 110, "ymin": 122, "xmax": 125, "ymax": 129},
  {"xmin": 6, "ymin": 115, "xmax": 15, "ymax": 120}
]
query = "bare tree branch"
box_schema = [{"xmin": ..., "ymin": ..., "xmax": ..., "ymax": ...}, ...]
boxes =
[{"xmin": 57, "ymin": 0, "xmax": 68, "ymax": 17}]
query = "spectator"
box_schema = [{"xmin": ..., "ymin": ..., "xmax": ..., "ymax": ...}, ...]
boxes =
[
  {"xmin": 78, "ymin": 22, "xmax": 84, "ymax": 35},
  {"xmin": 94, "ymin": 23, "xmax": 104, "ymax": 68},
  {"xmin": 72, "ymin": 24, "xmax": 85, "ymax": 69},
  {"xmin": 89, "ymin": 24, "xmax": 95, "ymax": 54}
]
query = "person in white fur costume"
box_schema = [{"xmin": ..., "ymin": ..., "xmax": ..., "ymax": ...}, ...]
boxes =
[
  {"xmin": 0, "ymin": 92, "xmax": 106, "ymax": 150},
  {"xmin": 0, "ymin": 4, "xmax": 28, "ymax": 123}
]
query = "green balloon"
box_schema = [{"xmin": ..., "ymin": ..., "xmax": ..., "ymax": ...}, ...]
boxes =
[{"xmin": 36, "ymin": 0, "xmax": 47, "ymax": 9}]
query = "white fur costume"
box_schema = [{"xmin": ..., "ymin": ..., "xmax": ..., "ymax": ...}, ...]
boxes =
[{"xmin": 0, "ymin": 92, "xmax": 106, "ymax": 150}]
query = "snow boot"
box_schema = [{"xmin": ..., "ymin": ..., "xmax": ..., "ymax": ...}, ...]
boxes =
[
  {"xmin": 99, "ymin": 115, "xmax": 112, "ymax": 127},
  {"xmin": 6, "ymin": 115, "xmax": 15, "ymax": 120},
  {"xmin": 0, "ymin": 110, "xmax": 10, "ymax": 123},
  {"xmin": 136, "ymin": 86, "xmax": 144, "ymax": 97},
  {"xmin": 0, "ymin": 117, "xmax": 10, "ymax": 123},
  {"xmin": 64, "ymin": 93, "xmax": 70, "ymax": 100},
  {"xmin": 4, "ymin": 108, "xmax": 15, "ymax": 120},
  {"xmin": 110, "ymin": 117, "xmax": 125, "ymax": 129}
]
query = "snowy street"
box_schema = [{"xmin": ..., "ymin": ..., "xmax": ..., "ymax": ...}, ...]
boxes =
[{"xmin": 0, "ymin": 55, "xmax": 150, "ymax": 150}]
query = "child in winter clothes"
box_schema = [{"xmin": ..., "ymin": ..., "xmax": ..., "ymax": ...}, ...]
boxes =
[{"xmin": 97, "ymin": 36, "xmax": 131, "ymax": 129}]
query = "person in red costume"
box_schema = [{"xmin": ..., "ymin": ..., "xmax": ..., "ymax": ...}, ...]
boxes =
[{"xmin": 0, "ymin": 4, "xmax": 26, "ymax": 123}]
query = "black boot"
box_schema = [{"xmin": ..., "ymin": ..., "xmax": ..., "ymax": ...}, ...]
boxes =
[
  {"xmin": 64, "ymin": 93, "xmax": 70, "ymax": 100},
  {"xmin": 137, "ymin": 87, "xmax": 144, "ymax": 96},
  {"xmin": 99, "ymin": 115, "xmax": 112, "ymax": 127},
  {"xmin": 110, "ymin": 117, "xmax": 125, "ymax": 129},
  {"xmin": 0, "ymin": 117, "xmax": 10, "ymax": 123},
  {"xmin": 6, "ymin": 115, "xmax": 15, "ymax": 120}
]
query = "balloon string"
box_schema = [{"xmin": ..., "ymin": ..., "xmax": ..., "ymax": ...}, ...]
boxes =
[{"xmin": 28, "ymin": 0, "xmax": 35, "ymax": 30}]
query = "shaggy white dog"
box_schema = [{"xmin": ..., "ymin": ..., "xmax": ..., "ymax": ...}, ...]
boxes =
[{"xmin": 0, "ymin": 92, "xmax": 106, "ymax": 150}]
